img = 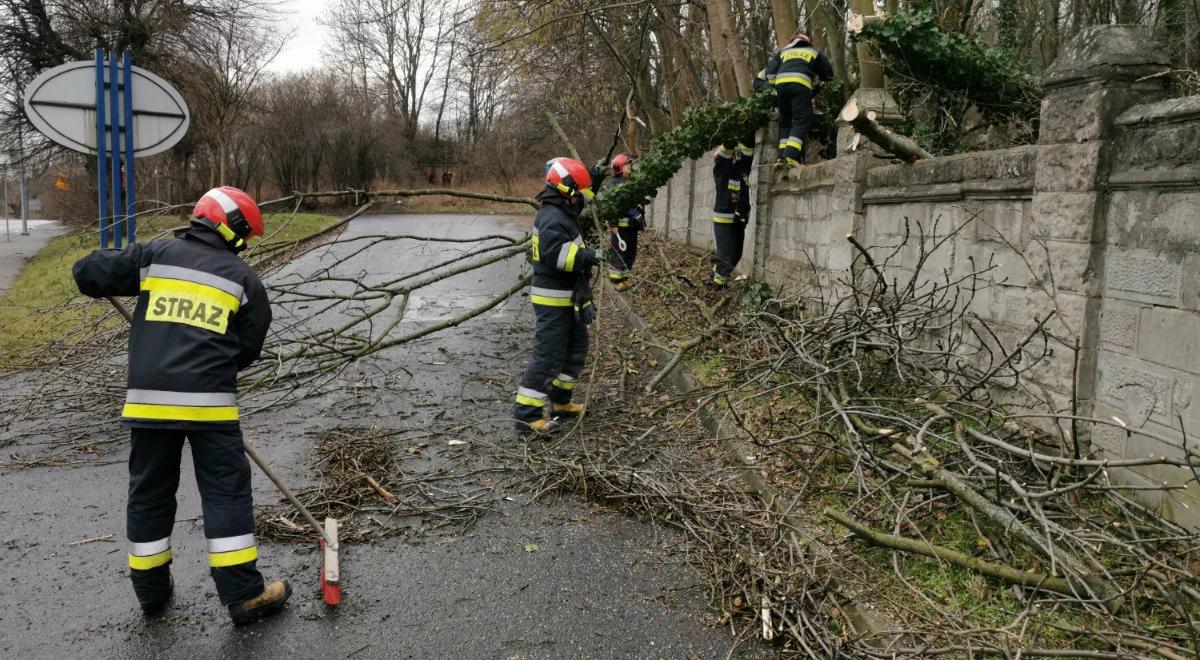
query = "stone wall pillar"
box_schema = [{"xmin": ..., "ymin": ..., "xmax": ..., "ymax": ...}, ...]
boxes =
[{"xmin": 1032, "ymin": 26, "xmax": 1168, "ymax": 422}]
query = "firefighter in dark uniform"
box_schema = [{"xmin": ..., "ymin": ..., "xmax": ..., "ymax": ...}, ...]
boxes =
[
  {"xmin": 710, "ymin": 134, "xmax": 756, "ymax": 289},
  {"xmin": 514, "ymin": 158, "xmax": 608, "ymax": 432},
  {"xmin": 72, "ymin": 186, "xmax": 289, "ymax": 626},
  {"xmin": 603, "ymin": 153, "xmax": 644, "ymax": 292},
  {"xmin": 764, "ymin": 31, "xmax": 835, "ymax": 167}
]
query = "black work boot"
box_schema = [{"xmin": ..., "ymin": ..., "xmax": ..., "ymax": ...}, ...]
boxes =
[
  {"xmin": 228, "ymin": 580, "xmax": 291, "ymax": 626},
  {"xmin": 140, "ymin": 575, "xmax": 174, "ymax": 616}
]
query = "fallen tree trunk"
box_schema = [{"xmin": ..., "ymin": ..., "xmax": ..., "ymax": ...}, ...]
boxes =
[{"xmin": 839, "ymin": 97, "xmax": 932, "ymax": 162}]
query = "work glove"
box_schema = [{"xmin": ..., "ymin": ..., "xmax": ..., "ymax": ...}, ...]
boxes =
[
  {"xmin": 573, "ymin": 270, "xmax": 597, "ymax": 325},
  {"xmin": 592, "ymin": 248, "xmax": 609, "ymax": 263}
]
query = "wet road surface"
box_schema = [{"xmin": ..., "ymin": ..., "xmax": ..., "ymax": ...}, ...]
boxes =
[{"xmin": 0, "ymin": 214, "xmax": 750, "ymax": 658}]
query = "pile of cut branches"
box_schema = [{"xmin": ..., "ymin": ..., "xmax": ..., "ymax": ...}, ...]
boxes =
[{"xmin": 575, "ymin": 221, "xmax": 1200, "ymax": 656}]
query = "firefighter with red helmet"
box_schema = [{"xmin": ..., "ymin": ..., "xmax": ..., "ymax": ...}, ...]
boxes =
[
  {"xmin": 603, "ymin": 154, "xmax": 643, "ymax": 292},
  {"xmin": 514, "ymin": 158, "xmax": 608, "ymax": 432},
  {"xmin": 764, "ymin": 31, "xmax": 834, "ymax": 167},
  {"xmin": 72, "ymin": 187, "xmax": 289, "ymax": 626}
]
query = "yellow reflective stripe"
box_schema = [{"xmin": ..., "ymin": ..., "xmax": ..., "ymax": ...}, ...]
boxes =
[
  {"xmin": 129, "ymin": 549, "xmax": 172, "ymax": 570},
  {"xmin": 786, "ymin": 138, "xmax": 804, "ymax": 148},
  {"xmin": 551, "ymin": 378, "xmax": 576, "ymax": 390},
  {"xmin": 515, "ymin": 394, "xmax": 546, "ymax": 407},
  {"xmin": 209, "ymin": 545, "xmax": 257, "ymax": 568},
  {"xmin": 727, "ymin": 182, "xmax": 742, "ymax": 191},
  {"xmin": 141, "ymin": 277, "xmax": 241, "ymax": 312},
  {"xmin": 773, "ymin": 76, "xmax": 813, "ymax": 88},
  {"xmin": 564, "ymin": 242, "xmax": 579, "ymax": 272},
  {"xmin": 123, "ymin": 403, "xmax": 239, "ymax": 422},
  {"xmin": 530, "ymin": 295, "xmax": 574, "ymax": 307},
  {"xmin": 713, "ymin": 216, "xmax": 737, "ymax": 224}
]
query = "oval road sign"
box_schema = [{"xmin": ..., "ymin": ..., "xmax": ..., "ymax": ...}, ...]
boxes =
[{"xmin": 23, "ymin": 60, "xmax": 190, "ymax": 158}]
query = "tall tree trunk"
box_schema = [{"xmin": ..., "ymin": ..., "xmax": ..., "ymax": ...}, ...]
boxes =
[
  {"xmin": 769, "ymin": 0, "xmax": 798, "ymax": 46},
  {"xmin": 704, "ymin": 0, "xmax": 753, "ymax": 100}
]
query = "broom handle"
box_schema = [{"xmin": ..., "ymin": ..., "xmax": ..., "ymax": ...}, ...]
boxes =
[
  {"xmin": 105, "ymin": 296, "xmax": 337, "ymax": 550},
  {"xmin": 242, "ymin": 440, "xmax": 337, "ymax": 550}
]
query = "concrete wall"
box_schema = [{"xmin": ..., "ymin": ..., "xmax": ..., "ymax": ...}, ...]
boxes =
[{"xmin": 643, "ymin": 26, "xmax": 1200, "ymax": 527}]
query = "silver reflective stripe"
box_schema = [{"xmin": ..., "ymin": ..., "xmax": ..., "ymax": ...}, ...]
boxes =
[
  {"xmin": 714, "ymin": 212, "xmax": 736, "ymax": 219},
  {"xmin": 554, "ymin": 373, "xmax": 576, "ymax": 383},
  {"xmin": 729, "ymin": 179, "xmax": 743, "ymax": 186},
  {"xmin": 530, "ymin": 286, "xmax": 572, "ymax": 299},
  {"xmin": 139, "ymin": 267, "xmax": 149, "ymax": 280},
  {"xmin": 126, "ymin": 389, "xmax": 238, "ymax": 407},
  {"xmin": 145, "ymin": 264, "xmax": 246, "ymax": 302},
  {"xmin": 517, "ymin": 387, "xmax": 547, "ymax": 400},
  {"xmin": 131, "ymin": 538, "xmax": 170, "ymax": 556},
  {"xmin": 204, "ymin": 188, "xmax": 240, "ymax": 214},
  {"xmin": 207, "ymin": 534, "xmax": 255, "ymax": 553},
  {"xmin": 556, "ymin": 243, "xmax": 573, "ymax": 270}
]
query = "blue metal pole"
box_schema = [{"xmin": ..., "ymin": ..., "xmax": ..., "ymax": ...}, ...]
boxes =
[
  {"xmin": 95, "ymin": 49, "xmax": 109, "ymax": 249},
  {"xmin": 122, "ymin": 51, "xmax": 136, "ymax": 243},
  {"xmin": 108, "ymin": 51, "xmax": 123, "ymax": 249}
]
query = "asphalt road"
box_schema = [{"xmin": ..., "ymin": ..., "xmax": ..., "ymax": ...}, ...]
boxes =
[{"xmin": 0, "ymin": 213, "xmax": 751, "ymax": 658}]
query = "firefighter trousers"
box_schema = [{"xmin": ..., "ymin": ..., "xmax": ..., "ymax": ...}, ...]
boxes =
[
  {"xmin": 514, "ymin": 304, "xmax": 588, "ymax": 422},
  {"xmin": 712, "ymin": 221, "xmax": 747, "ymax": 284},
  {"xmin": 127, "ymin": 426, "xmax": 264, "ymax": 607},
  {"xmin": 777, "ymin": 83, "xmax": 814, "ymax": 165},
  {"xmin": 608, "ymin": 227, "xmax": 639, "ymax": 283}
]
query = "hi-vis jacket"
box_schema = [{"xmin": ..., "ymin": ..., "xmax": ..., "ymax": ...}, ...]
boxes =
[
  {"xmin": 529, "ymin": 189, "xmax": 599, "ymax": 307},
  {"xmin": 762, "ymin": 40, "xmax": 834, "ymax": 89},
  {"xmin": 73, "ymin": 226, "xmax": 271, "ymax": 429}
]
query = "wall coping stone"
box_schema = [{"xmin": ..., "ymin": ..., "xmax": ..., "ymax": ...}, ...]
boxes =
[
  {"xmin": 1116, "ymin": 95, "xmax": 1200, "ymax": 126},
  {"xmin": 863, "ymin": 178, "xmax": 1033, "ymax": 204},
  {"xmin": 1107, "ymin": 165, "xmax": 1200, "ymax": 190},
  {"xmin": 867, "ymin": 145, "xmax": 1038, "ymax": 188}
]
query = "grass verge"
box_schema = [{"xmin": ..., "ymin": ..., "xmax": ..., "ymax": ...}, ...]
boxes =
[{"xmin": 0, "ymin": 211, "xmax": 339, "ymax": 365}]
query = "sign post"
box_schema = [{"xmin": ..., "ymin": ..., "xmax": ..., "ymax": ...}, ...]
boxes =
[{"xmin": 23, "ymin": 53, "xmax": 190, "ymax": 248}]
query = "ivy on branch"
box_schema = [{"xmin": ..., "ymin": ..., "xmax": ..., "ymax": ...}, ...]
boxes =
[
  {"xmin": 855, "ymin": 10, "xmax": 1040, "ymax": 122},
  {"xmin": 593, "ymin": 90, "xmax": 775, "ymax": 223}
]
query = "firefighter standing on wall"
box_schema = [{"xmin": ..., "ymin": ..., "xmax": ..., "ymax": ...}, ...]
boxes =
[
  {"xmin": 710, "ymin": 133, "xmax": 756, "ymax": 289},
  {"xmin": 603, "ymin": 154, "xmax": 644, "ymax": 292},
  {"xmin": 72, "ymin": 187, "xmax": 289, "ymax": 626},
  {"xmin": 764, "ymin": 31, "xmax": 835, "ymax": 168},
  {"xmin": 514, "ymin": 158, "xmax": 608, "ymax": 432}
]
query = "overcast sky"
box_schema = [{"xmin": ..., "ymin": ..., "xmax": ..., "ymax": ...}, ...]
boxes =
[{"xmin": 269, "ymin": 0, "xmax": 329, "ymax": 74}]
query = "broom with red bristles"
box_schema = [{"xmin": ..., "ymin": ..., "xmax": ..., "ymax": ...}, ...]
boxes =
[{"xmin": 107, "ymin": 297, "xmax": 342, "ymax": 606}]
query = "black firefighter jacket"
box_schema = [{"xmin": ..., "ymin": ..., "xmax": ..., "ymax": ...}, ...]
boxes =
[
  {"xmin": 529, "ymin": 189, "xmax": 599, "ymax": 307},
  {"xmin": 72, "ymin": 226, "xmax": 271, "ymax": 430},
  {"xmin": 763, "ymin": 40, "xmax": 835, "ymax": 90}
]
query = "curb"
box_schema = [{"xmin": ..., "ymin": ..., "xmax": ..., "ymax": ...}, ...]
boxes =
[{"xmin": 604, "ymin": 281, "xmax": 896, "ymax": 646}]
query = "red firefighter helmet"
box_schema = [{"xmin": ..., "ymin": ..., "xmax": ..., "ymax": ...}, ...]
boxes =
[
  {"xmin": 792, "ymin": 32, "xmax": 811, "ymax": 44},
  {"xmin": 545, "ymin": 158, "xmax": 594, "ymax": 201},
  {"xmin": 191, "ymin": 186, "xmax": 264, "ymax": 249},
  {"xmin": 611, "ymin": 153, "xmax": 633, "ymax": 174}
]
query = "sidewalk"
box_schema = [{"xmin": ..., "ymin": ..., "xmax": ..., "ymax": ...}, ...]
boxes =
[{"xmin": 0, "ymin": 219, "xmax": 65, "ymax": 297}]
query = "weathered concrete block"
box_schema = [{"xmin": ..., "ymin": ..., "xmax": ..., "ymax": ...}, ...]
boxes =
[
  {"xmin": 973, "ymin": 199, "xmax": 1028, "ymax": 244},
  {"xmin": 1138, "ymin": 307, "xmax": 1200, "ymax": 375},
  {"xmin": 1090, "ymin": 403, "xmax": 1130, "ymax": 457},
  {"xmin": 1098, "ymin": 300, "xmax": 1140, "ymax": 348},
  {"xmin": 1035, "ymin": 142, "xmax": 1104, "ymax": 192},
  {"xmin": 1031, "ymin": 192, "xmax": 1097, "ymax": 241},
  {"xmin": 1038, "ymin": 87, "xmax": 1111, "ymax": 144},
  {"xmin": 1104, "ymin": 248, "xmax": 1183, "ymax": 304},
  {"xmin": 1026, "ymin": 289, "xmax": 1087, "ymax": 339},
  {"xmin": 1095, "ymin": 351, "xmax": 1174, "ymax": 423},
  {"xmin": 1026, "ymin": 239, "xmax": 1092, "ymax": 292}
]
